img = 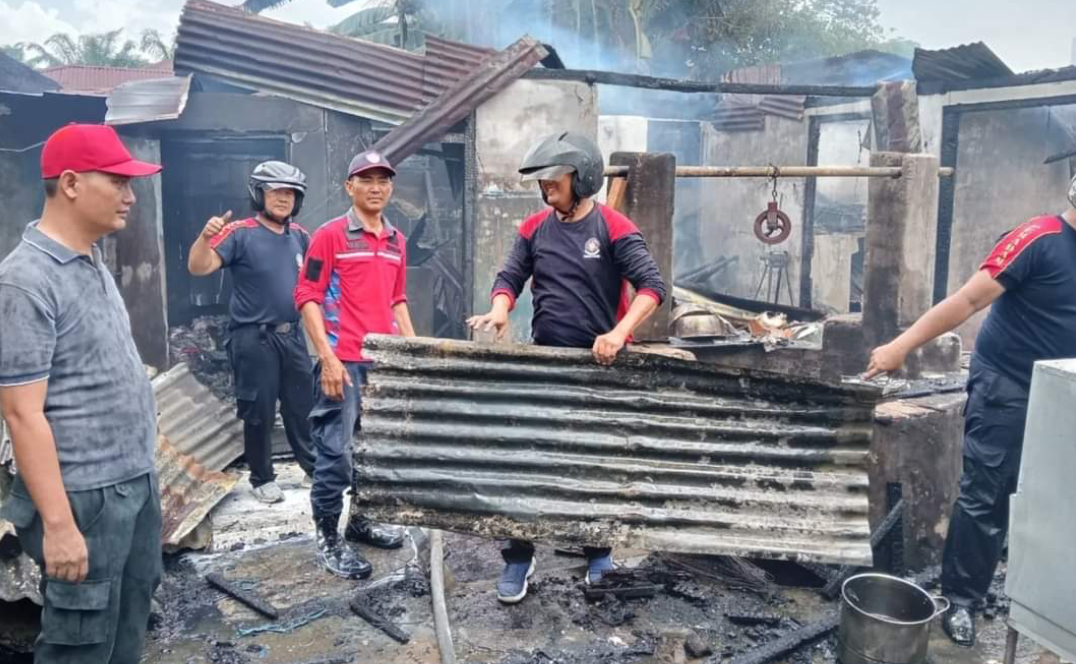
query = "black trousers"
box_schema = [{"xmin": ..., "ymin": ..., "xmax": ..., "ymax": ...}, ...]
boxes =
[
  {"xmin": 228, "ymin": 324, "xmax": 317, "ymax": 487},
  {"xmin": 940, "ymin": 360, "xmax": 1028, "ymax": 608},
  {"xmin": 502, "ymin": 539, "xmax": 611, "ymax": 564}
]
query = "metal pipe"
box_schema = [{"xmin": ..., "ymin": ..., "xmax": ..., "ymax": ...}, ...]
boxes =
[
  {"xmin": 430, "ymin": 530, "xmax": 456, "ymax": 664},
  {"xmin": 604, "ymin": 166, "xmax": 956, "ymax": 178}
]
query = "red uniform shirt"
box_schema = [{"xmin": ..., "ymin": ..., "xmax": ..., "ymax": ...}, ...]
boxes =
[{"xmin": 294, "ymin": 208, "xmax": 407, "ymax": 362}]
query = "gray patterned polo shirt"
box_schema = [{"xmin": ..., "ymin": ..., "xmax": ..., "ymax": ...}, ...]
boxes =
[{"xmin": 0, "ymin": 222, "xmax": 156, "ymax": 491}]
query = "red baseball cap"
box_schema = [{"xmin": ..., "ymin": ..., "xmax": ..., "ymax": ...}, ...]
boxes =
[{"xmin": 40, "ymin": 123, "xmax": 162, "ymax": 179}]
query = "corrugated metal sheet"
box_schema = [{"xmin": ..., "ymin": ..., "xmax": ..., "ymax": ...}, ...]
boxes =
[
  {"xmin": 422, "ymin": 35, "xmax": 497, "ymax": 103},
  {"xmin": 758, "ymin": 95, "xmax": 806, "ymax": 120},
  {"xmin": 912, "ymin": 42, "xmax": 1013, "ymax": 83},
  {"xmin": 106, "ymin": 75, "xmax": 192, "ymax": 125},
  {"xmin": 174, "ymin": 0, "xmax": 495, "ymax": 124},
  {"xmin": 42, "ymin": 64, "xmax": 174, "ymax": 94},
  {"xmin": 713, "ymin": 103, "xmax": 765, "ymax": 132},
  {"xmin": 373, "ymin": 36, "xmax": 546, "ymax": 165},
  {"xmin": 153, "ymin": 362, "xmax": 244, "ymax": 472},
  {"xmin": 356, "ymin": 336, "xmax": 881, "ymax": 565},
  {"xmin": 157, "ymin": 435, "xmax": 238, "ymax": 549}
]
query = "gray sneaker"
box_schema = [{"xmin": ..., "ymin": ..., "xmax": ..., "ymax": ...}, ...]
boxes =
[{"xmin": 252, "ymin": 481, "xmax": 285, "ymax": 504}]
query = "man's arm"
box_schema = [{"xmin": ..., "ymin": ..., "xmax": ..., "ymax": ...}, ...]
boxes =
[
  {"xmin": 393, "ymin": 302, "xmax": 416, "ymax": 338},
  {"xmin": 187, "ymin": 211, "xmax": 233, "ymax": 276},
  {"xmin": 594, "ymin": 228, "xmax": 667, "ymax": 365},
  {"xmin": 865, "ymin": 270, "xmax": 1004, "ymax": 378},
  {"xmin": 466, "ymin": 232, "xmax": 534, "ymax": 339},
  {"xmin": 295, "ymin": 230, "xmax": 352, "ymax": 400},
  {"xmin": 1, "ymin": 382, "xmax": 87, "ymax": 583}
]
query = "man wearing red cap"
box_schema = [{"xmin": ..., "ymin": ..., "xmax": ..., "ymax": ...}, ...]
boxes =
[
  {"xmin": 0, "ymin": 124, "xmax": 162, "ymax": 662},
  {"xmin": 294, "ymin": 150, "xmax": 414, "ymax": 579}
]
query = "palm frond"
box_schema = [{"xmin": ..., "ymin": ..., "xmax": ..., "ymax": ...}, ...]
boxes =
[
  {"xmin": 330, "ymin": 5, "xmax": 397, "ymax": 37},
  {"xmin": 239, "ymin": 0, "xmax": 298, "ymax": 13}
]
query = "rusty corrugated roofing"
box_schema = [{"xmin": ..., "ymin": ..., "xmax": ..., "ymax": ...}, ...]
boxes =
[
  {"xmin": 42, "ymin": 64, "xmax": 175, "ymax": 94},
  {"xmin": 356, "ymin": 336, "xmax": 882, "ymax": 565},
  {"xmin": 157, "ymin": 435, "xmax": 238, "ymax": 549},
  {"xmin": 174, "ymin": 0, "xmax": 496, "ymax": 124},
  {"xmin": 373, "ymin": 36, "xmax": 546, "ymax": 165},
  {"xmin": 153, "ymin": 362, "xmax": 244, "ymax": 472}
]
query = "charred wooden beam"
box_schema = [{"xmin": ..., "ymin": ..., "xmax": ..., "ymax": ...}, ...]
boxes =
[
  {"xmin": 349, "ymin": 594, "xmax": 410, "ymax": 644},
  {"xmin": 205, "ymin": 573, "xmax": 280, "ymax": 619},
  {"xmin": 524, "ymin": 68, "xmax": 878, "ymax": 97},
  {"xmin": 716, "ymin": 613, "xmax": 839, "ymax": 664}
]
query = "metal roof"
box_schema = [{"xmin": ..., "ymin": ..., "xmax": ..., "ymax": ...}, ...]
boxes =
[
  {"xmin": 152, "ymin": 362, "xmax": 244, "ymax": 472},
  {"xmin": 356, "ymin": 336, "xmax": 882, "ymax": 565},
  {"xmin": 373, "ymin": 36, "xmax": 547, "ymax": 164},
  {"xmin": 912, "ymin": 42, "xmax": 1013, "ymax": 84},
  {"xmin": 157, "ymin": 435, "xmax": 238, "ymax": 549},
  {"xmin": 106, "ymin": 75, "xmax": 192, "ymax": 125},
  {"xmin": 0, "ymin": 51, "xmax": 60, "ymax": 94},
  {"xmin": 174, "ymin": 0, "xmax": 497, "ymax": 124},
  {"xmin": 41, "ymin": 64, "xmax": 175, "ymax": 94}
]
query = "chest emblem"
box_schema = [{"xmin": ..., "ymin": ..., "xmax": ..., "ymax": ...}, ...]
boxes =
[
  {"xmin": 296, "ymin": 253, "xmax": 303, "ymax": 268},
  {"xmin": 583, "ymin": 237, "xmax": 601, "ymax": 259}
]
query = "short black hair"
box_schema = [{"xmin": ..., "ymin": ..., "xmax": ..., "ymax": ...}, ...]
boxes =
[{"xmin": 43, "ymin": 178, "xmax": 59, "ymax": 198}]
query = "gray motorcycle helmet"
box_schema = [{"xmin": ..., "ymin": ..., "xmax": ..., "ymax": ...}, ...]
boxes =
[
  {"xmin": 519, "ymin": 131, "xmax": 604, "ymax": 200},
  {"xmin": 248, "ymin": 160, "xmax": 307, "ymax": 217}
]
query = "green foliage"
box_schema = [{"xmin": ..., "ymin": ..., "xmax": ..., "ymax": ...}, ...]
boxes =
[{"xmin": 22, "ymin": 29, "xmax": 151, "ymax": 68}]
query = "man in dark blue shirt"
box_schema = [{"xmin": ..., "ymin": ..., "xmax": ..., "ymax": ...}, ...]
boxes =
[
  {"xmin": 188, "ymin": 161, "xmax": 317, "ymax": 503},
  {"xmin": 866, "ymin": 174, "xmax": 1076, "ymax": 646},
  {"xmin": 468, "ymin": 132, "xmax": 666, "ymax": 604}
]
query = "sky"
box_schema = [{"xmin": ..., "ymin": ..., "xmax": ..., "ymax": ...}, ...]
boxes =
[{"xmin": 3, "ymin": 0, "xmax": 1074, "ymax": 73}]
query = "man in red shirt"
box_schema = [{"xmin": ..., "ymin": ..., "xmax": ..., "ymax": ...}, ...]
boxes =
[{"xmin": 294, "ymin": 150, "xmax": 415, "ymax": 579}]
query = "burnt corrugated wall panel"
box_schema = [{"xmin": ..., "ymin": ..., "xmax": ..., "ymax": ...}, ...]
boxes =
[{"xmin": 357, "ymin": 336, "xmax": 881, "ymax": 565}]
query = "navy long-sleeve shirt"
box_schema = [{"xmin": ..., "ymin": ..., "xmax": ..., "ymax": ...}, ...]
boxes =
[{"xmin": 491, "ymin": 203, "xmax": 667, "ymax": 348}]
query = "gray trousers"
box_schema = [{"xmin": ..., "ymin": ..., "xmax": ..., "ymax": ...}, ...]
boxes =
[{"xmin": 1, "ymin": 472, "xmax": 162, "ymax": 664}]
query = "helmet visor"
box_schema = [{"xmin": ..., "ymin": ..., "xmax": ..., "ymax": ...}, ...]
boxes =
[{"xmin": 520, "ymin": 164, "xmax": 574, "ymax": 182}]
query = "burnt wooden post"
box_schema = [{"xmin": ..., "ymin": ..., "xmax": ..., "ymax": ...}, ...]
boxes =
[
  {"xmin": 862, "ymin": 152, "xmax": 940, "ymax": 376},
  {"xmin": 609, "ymin": 151, "xmax": 676, "ymax": 341}
]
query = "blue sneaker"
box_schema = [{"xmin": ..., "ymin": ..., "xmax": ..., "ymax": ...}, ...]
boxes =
[
  {"xmin": 585, "ymin": 553, "xmax": 614, "ymax": 585},
  {"xmin": 496, "ymin": 558, "xmax": 536, "ymax": 604}
]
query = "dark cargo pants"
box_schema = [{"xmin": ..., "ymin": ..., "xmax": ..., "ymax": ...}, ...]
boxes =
[
  {"xmin": 0, "ymin": 472, "xmax": 162, "ymax": 664},
  {"xmin": 228, "ymin": 323, "xmax": 317, "ymax": 487},
  {"xmin": 940, "ymin": 360, "xmax": 1028, "ymax": 608},
  {"xmin": 309, "ymin": 361, "xmax": 366, "ymax": 521}
]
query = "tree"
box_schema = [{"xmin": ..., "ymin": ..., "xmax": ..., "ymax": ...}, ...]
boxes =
[
  {"xmin": 1, "ymin": 42, "xmax": 30, "ymax": 64},
  {"xmin": 140, "ymin": 29, "xmax": 177, "ymax": 63},
  {"xmin": 237, "ymin": 0, "xmax": 903, "ymax": 78},
  {"xmin": 24, "ymin": 29, "xmax": 151, "ymax": 69}
]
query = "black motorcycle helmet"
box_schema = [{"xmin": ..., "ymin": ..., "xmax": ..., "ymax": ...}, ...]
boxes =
[
  {"xmin": 519, "ymin": 131, "xmax": 604, "ymax": 203},
  {"xmin": 248, "ymin": 160, "xmax": 307, "ymax": 219}
]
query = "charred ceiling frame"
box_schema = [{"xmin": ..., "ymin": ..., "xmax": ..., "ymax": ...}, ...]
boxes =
[{"xmin": 933, "ymin": 92, "xmax": 1076, "ymax": 304}]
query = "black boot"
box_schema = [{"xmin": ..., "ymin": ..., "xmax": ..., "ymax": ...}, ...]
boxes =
[
  {"xmin": 315, "ymin": 515, "xmax": 372, "ymax": 579},
  {"xmin": 942, "ymin": 605, "xmax": 976, "ymax": 647},
  {"xmin": 344, "ymin": 515, "xmax": 405, "ymax": 549}
]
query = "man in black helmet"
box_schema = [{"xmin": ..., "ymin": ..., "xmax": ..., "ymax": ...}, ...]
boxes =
[
  {"xmin": 188, "ymin": 160, "xmax": 317, "ymax": 504},
  {"xmin": 468, "ymin": 132, "xmax": 667, "ymax": 603}
]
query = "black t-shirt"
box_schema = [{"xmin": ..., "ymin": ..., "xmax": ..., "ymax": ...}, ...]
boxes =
[
  {"xmin": 974, "ymin": 215, "xmax": 1076, "ymax": 390},
  {"xmin": 491, "ymin": 204, "xmax": 666, "ymax": 348},
  {"xmin": 209, "ymin": 218, "xmax": 310, "ymax": 327}
]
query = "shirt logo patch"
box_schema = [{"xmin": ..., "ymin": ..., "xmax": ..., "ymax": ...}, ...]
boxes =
[
  {"xmin": 583, "ymin": 237, "xmax": 601, "ymax": 259},
  {"xmin": 296, "ymin": 253, "xmax": 303, "ymax": 268}
]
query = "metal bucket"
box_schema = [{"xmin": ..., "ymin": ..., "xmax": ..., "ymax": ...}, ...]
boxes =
[{"xmin": 838, "ymin": 573, "xmax": 950, "ymax": 664}]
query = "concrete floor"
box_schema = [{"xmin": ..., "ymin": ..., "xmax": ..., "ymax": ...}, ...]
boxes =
[{"xmin": 136, "ymin": 462, "xmax": 1064, "ymax": 664}]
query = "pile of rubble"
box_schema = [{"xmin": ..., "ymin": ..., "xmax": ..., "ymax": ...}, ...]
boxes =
[{"xmin": 169, "ymin": 316, "xmax": 234, "ymax": 404}]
